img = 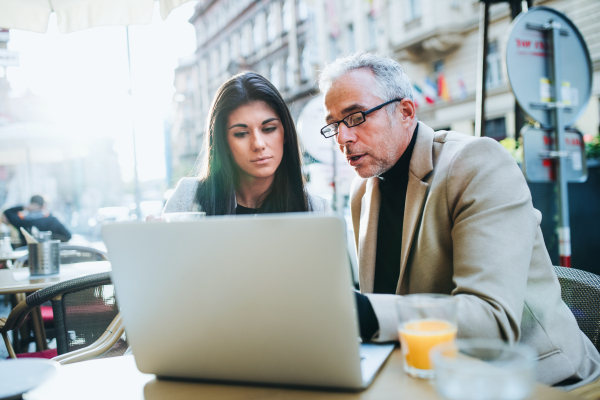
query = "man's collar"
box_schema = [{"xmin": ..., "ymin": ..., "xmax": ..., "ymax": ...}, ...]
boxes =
[
  {"xmin": 378, "ymin": 123, "xmax": 419, "ymax": 183},
  {"xmin": 408, "ymin": 121, "xmax": 435, "ymax": 181}
]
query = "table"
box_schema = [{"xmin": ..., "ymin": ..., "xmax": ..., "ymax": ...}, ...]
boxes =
[
  {"xmin": 0, "ymin": 249, "xmax": 27, "ymax": 262},
  {"xmin": 24, "ymin": 352, "xmax": 582, "ymax": 400},
  {"xmin": 0, "ymin": 261, "xmax": 111, "ymax": 295},
  {"xmin": 0, "ymin": 261, "xmax": 112, "ymax": 353}
]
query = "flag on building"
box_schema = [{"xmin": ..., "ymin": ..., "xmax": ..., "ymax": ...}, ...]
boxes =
[
  {"xmin": 423, "ymin": 77, "xmax": 437, "ymax": 104},
  {"xmin": 368, "ymin": 0, "xmax": 382, "ymax": 16},
  {"xmin": 437, "ymin": 72, "xmax": 451, "ymax": 101},
  {"xmin": 412, "ymin": 84, "xmax": 427, "ymax": 108},
  {"xmin": 458, "ymin": 74, "xmax": 467, "ymax": 99},
  {"xmin": 326, "ymin": 0, "xmax": 340, "ymax": 38}
]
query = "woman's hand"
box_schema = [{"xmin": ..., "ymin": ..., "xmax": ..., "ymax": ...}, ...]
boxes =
[{"xmin": 145, "ymin": 215, "xmax": 162, "ymax": 222}]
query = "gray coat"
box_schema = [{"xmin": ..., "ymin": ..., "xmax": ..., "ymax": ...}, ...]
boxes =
[{"xmin": 163, "ymin": 177, "xmax": 328, "ymax": 214}]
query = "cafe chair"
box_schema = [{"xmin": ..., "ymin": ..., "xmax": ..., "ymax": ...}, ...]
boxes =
[
  {"xmin": 12, "ymin": 245, "xmax": 109, "ymax": 343},
  {"xmin": 0, "ymin": 272, "xmax": 127, "ymax": 363},
  {"xmin": 554, "ymin": 266, "xmax": 600, "ymax": 352}
]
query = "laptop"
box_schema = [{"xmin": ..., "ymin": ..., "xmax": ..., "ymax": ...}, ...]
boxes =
[{"xmin": 101, "ymin": 213, "xmax": 394, "ymax": 390}]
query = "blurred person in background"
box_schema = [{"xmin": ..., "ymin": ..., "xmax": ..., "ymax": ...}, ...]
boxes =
[
  {"xmin": 164, "ymin": 72, "xmax": 327, "ymax": 215},
  {"xmin": 1, "ymin": 194, "xmax": 71, "ymax": 247}
]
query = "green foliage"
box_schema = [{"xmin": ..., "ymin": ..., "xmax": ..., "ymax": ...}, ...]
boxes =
[
  {"xmin": 499, "ymin": 137, "xmax": 523, "ymax": 164},
  {"xmin": 585, "ymin": 136, "xmax": 600, "ymax": 160}
]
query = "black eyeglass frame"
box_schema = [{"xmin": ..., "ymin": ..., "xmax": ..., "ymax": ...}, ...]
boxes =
[{"xmin": 320, "ymin": 98, "xmax": 403, "ymax": 138}]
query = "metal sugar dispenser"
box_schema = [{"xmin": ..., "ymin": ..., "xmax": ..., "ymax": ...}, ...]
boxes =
[{"xmin": 29, "ymin": 230, "xmax": 60, "ymax": 275}]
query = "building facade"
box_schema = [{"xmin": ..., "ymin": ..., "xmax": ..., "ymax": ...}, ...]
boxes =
[{"xmin": 168, "ymin": 0, "xmax": 600, "ymax": 200}]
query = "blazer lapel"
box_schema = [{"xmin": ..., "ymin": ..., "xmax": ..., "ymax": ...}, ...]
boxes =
[
  {"xmin": 396, "ymin": 122, "xmax": 435, "ymax": 294},
  {"xmin": 358, "ymin": 177, "xmax": 380, "ymax": 293}
]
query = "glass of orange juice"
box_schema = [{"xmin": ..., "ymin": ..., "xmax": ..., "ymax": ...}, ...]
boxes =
[{"xmin": 396, "ymin": 294, "xmax": 457, "ymax": 379}]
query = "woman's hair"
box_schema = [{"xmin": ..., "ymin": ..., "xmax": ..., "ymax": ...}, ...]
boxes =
[{"xmin": 195, "ymin": 71, "xmax": 309, "ymax": 215}]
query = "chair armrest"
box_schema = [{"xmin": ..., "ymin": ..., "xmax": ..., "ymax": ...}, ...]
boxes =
[{"xmin": 52, "ymin": 313, "xmax": 125, "ymax": 365}]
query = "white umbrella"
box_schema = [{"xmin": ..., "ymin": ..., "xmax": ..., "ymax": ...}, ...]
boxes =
[
  {"xmin": 0, "ymin": 0, "xmax": 195, "ymax": 217},
  {"xmin": 0, "ymin": 0, "xmax": 192, "ymax": 34}
]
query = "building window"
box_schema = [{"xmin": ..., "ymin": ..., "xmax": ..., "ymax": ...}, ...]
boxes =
[
  {"xmin": 230, "ymin": 31, "xmax": 240, "ymax": 61},
  {"xmin": 270, "ymin": 63, "xmax": 280, "ymax": 89},
  {"xmin": 221, "ymin": 40, "xmax": 229, "ymax": 71},
  {"xmin": 297, "ymin": 0, "xmax": 308, "ymax": 21},
  {"xmin": 329, "ymin": 35, "xmax": 338, "ymax": 60},
  {"xmin": 367, "ymin": 14, "xmax": 377, "ymax": 49},
  {"xmin": 405, "ymin": 0, "xmax": 421, "ymax": 22},
  {"xmin": 267, "ymin": 11, "xmax": 277, "ymax": 43},
  {"xmin": 253, "ymin": 20, "xmax": 263, "ymax": 53},
  {"xmin": 241, "ymin": 24, "xmax": 251, "ymax": 56},
  {"xmin": 486, "ymin": 41, "xmax": 503, "ymax": 88},
  {"xmin": 300, "ymin": 47, "xmax": 312, "ymax": 82},
  {"xmin": 196, "ymin": 21, "xmax": 206, "ymax": 45},
  {"xmin": 286, "ymin": 55, "xmax": 294, "ymax": 89},
  {"xmin": 211, "ymin": 50, "xmax": 219, "ymax": 77},
  {"xmin": 346, "ymin": 23, "xmax": 355, "ymax": 53},
  {"xmin": 485, "ymin": 117, "xmax": 506, "ymax": 141},
  {"xmin": 186, "ymin": 76, "xmax": 194, "ymax": 95},
  {"xmin": 282, "ymin": 0, "xmax": 293, "ymax": 33}
]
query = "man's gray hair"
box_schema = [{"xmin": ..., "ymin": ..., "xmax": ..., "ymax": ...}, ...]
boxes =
[{"xmin": 318, "ymin": 52, "xmax": 413, "ymax": 117}]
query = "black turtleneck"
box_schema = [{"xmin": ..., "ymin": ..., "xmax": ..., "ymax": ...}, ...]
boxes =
[{"xmin": 373, "ymin": 124, "xmax": 419, "ymax": 294}]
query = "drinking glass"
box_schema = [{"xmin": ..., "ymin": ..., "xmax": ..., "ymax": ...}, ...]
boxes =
[
  {"xmin": 430, "ymin": 339, "xmax": 536, "ymax": 400},
  {"xmin": 162, "ymin": 212, "xmax": 206, "ymax": 222},
  {"xmin": 396, "ymin": 294, "xmax": 457, "ymax": 379}
]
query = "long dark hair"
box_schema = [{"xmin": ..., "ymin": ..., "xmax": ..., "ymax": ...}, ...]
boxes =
[{"xmin": 195, "ymin": 72, "xmax": 309, "ymax": 215}]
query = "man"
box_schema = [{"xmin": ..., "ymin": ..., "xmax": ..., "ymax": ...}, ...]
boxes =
[
  {"xmin": 318, "ymin": 53, "xmax": 600, "ymax": 389},
  {"xmin": 2, "ymin": 195, "xmax": 71, "ymax": 247}
]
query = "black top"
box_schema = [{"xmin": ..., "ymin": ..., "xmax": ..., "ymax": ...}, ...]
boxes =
[
  {"xmin": 235, "ymin": 204, "xmax": 258, "ymax": 215},
  {"xmin": 3, "ymin": 206, "xmax": 72, "ymax": 247},
  {"xmin": 373, "ymin": 124, "xmax": 419, "ymax": 294}
]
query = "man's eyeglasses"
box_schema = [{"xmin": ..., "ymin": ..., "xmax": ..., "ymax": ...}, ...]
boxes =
[{"xmin": 320, "ymin": 98, "xmax": 403, "ymax": 138}]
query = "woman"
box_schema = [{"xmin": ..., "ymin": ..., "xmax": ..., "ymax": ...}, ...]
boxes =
[{"xmin": 164, "ymin": 72, "xmax": 327, "ymax": 215}]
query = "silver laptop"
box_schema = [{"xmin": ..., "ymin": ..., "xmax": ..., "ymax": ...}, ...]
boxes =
[{"xmin": 101, "ymin": 213, "xmax": 394, "ymax": 390}]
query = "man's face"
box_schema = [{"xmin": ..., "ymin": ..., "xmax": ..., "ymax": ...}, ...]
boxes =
[{"xmin": 323, "ymin": 69, "xmax": 413, "ymax": 178}]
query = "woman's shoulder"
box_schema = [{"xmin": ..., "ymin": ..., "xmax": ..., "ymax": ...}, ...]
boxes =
[
  {"xmin": 307, "ymin": 192, "xmax": 329, "ymax": 213},
  {"xmin": 163, "ymin": 178, "xmax": 200, "ymax": 214}
]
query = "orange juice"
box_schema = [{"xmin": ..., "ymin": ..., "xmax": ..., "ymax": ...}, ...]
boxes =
[{"xmin": 398, "ymin": 319, "xmax": 457, "ymax": 371}]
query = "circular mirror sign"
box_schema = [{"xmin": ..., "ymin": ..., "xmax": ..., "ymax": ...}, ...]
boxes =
[{"xmin": 505, "ymin": 6, "xmax": 592, "ymax": 127}]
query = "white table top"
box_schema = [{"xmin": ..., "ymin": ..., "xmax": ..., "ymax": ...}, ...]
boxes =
[
  {"xmin": 0, "ymin": 261, "xmax": 111, "ymax": 295},
  {"xmin": 0, "ymin": 249, "xmax": 28, "ymax": 262},
  {"xmin": 24, "ymin": 353, "xmax": 581, "ymax": 400}
]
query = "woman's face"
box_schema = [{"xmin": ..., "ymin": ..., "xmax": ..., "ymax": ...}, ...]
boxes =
[{"xmin": 226, "ymin": 101, "xmax": 285, "ymax": 183}]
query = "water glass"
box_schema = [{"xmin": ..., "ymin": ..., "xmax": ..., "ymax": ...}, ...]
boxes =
[
  {"xmin": 0, "ymin": 236, "xmax": 12, "ymax": 256},
  {"xmin": 396, "ymin": 294, "xmax": 458, "ymax": 379},
  {"xmin": 162, "ymin": 212, "xmax": 206, "ymax": 222},
  {"xmin": 430, "ymin": 339, "xmax": 536, "ymax": 400}
]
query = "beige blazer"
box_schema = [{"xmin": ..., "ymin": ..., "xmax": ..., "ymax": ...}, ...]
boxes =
[{"xmin": 350, "ymin": 122, "xmax": 600, "ymax": 388}]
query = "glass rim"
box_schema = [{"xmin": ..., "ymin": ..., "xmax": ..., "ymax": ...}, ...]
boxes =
[
  {"xmin": 162, "ymin": 212, "xmax": 206, "ymax": 215},
  {"xmin": 430, "ymin": 339, "xmax": 537, "ymax": 375}
]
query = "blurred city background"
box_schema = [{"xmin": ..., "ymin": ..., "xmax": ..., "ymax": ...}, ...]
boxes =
[{"xmin": 0, "ymin": 0, "xmax": 599, "ymax": 269}]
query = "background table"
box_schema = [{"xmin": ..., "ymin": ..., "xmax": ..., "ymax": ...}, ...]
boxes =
[
  {"xmin": 0, "ymin": 249, "xmax": 27, "ymax": 262},
  {"xmin": 25, "ymin": 352, "xmax": 582, "ymax": 400},
  {"xmin": 0, "ymin": 261, "xmax": 111, "ymax": 295}
]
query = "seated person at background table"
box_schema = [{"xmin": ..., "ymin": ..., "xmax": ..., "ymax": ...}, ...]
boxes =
[
  {"xmin": 2, "ymin": 194, "xmax": 71, "ymax": 247},
  {"xmin": 318, "ymin": 52, "xmax": 600, "ymax": 390},
  {"xmin": 164, "ymin": 71, "xmax": 326, "ymax": 215}
]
